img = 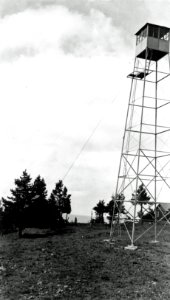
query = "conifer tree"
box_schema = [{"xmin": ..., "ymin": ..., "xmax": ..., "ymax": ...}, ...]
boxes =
[
  {"xmin": 106, "ymin": 194, "xmax": 125, "ymax": 224},
  {"xmin": 31, "ymin": 175, "xmax": 49, "ymax": 227},
  {"xmin": 131, "ymin": 183, "xmax": 150, "ymax": 219},
  {"xmin": 6, "ymin": 170, "xmax": 33, "ymax": 237},
  {"xmin": 49, "ymin": 180, "xmax": 71, "ymax": 227},
  {"xmin": 93, "ymin": 200, "xmax": 106, "ymax": 223}
]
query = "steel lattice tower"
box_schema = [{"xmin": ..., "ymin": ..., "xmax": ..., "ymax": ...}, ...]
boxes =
[{"xmin": 111, "ymin": 23, "xmax": 170, "ymax": 249}]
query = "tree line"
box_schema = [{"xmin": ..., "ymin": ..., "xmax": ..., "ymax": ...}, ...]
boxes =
[
  {"xmin": 93, "ymin": 184, "xmax": 152, "ymax": 224},
  {"xmin": 93, "ymin": 194, "xmax": 125, "ymax": 224},
  {"xmin": 0, "ymin": 170, "xmax": 71, "ymax": 237}
]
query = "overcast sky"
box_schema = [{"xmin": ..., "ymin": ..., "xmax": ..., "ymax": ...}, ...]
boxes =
[{"xmin": 0, "ymin": 0, "xmax": 170, "ymax": 216}]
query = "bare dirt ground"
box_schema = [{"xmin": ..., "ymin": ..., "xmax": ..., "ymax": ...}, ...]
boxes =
[{"xmin": 0, "ymin": 224, "xmax": 170, "ymax": 299}]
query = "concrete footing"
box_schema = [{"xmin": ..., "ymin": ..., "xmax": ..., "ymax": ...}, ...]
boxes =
[{"xmin": 124, "ymin": 244, "xmax": 138, "ymax": 250}]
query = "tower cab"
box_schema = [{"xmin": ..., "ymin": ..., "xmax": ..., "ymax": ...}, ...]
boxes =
[{"xmin": 135, "ymin": 23, "xmax": 170, "ymax": 61}]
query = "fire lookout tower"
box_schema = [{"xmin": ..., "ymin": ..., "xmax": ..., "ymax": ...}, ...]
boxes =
[{"xmin": 111, "ymin": 23, "xmax": 170, "ymax": 249}]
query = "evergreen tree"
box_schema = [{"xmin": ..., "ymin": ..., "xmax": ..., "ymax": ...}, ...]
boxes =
[
  {"xmin": 93, "ymin": 200, "xmax": 106, "ymax": 223},
  {"xmin": 131, "ymin": 183, "xmax": 150, "ymax": 219},
  {"xmin": 32, "ymin": 176, "xmax": 47, "ymax": 200},
  {"xmin": 106, "ymin": 194, "xmax": 125, "ymax": 224},
  {"xmin": 1, "ymin": 197, "xmax": 15, "ymax": 232},
  {"xmin": 5, "ymin": 170, "xmax": 33, "ymax": 237},
  {"xmin": 31, "ymin": 175, "xmax": 49, "ymax": 228},
  {"xmin": 48, "ymin": 180, "xmax": 71, "ymax": 227}
]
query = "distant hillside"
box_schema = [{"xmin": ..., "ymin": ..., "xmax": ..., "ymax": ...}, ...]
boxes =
[{"xmin": 69, "ymin": 214, "xmax": 90, "ymax": 224}]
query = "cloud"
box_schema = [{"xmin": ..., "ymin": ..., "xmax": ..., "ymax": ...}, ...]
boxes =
[
  {"xmin": 0, "ymin": 5, "xmax": 127, "ymax": 62},
  {"xmin": 143, "ymin": 0, "xmax": 170, "ymax": 28},
  {"xmin": 0, "ymin": 0, "xmax": 154, "ymax": 62},
  {"xmin": 0, "ymin": 46, "xmax": 37, "ymax": 61},
  {"xmin": 0, "ymin": 0, "xmax": 149, "ymax": 46},
  {"xmin": 0, "ymin": 0, "xmax": 147, "ymax": 21},
  {"xmin": 0, "ymin": 0, "xmax": 56, "ymax": 17},
  {"xmin": 0, "ymin": 6, "xmax": 74, "ymax": 61},
  {"xmin": 61, "ymin": 9, "xmax": 123, "ymax": 56}
]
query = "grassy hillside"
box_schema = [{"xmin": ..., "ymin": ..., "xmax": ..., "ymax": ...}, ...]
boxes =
[{"xmin": 0, "ymin": 224, "xmax": 170, "ymax": 299}]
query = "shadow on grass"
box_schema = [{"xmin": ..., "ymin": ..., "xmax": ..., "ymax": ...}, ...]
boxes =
[
  {"xmin": 22, "ymin": 232, "xmax": 56, "ymax": 239},
  {"xmin": 21, "ymin": 226, "xmax": 76, "ymax": 239}
]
